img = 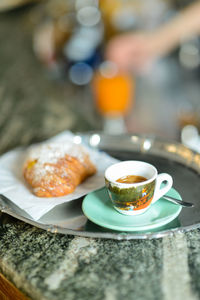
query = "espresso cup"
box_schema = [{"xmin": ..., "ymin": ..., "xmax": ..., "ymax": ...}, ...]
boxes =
[{"xmin": 105, "ymin": 161, "xmax": 173, "ymax": 215}]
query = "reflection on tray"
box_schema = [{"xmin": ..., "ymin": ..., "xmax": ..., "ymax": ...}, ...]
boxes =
[{"xmin": 84, "ymin": 217, "xmax": 181, "ymax": 234}]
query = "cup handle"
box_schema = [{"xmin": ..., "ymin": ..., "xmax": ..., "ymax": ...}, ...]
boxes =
[{"xmin": 152, "ymin": 173, "xmax": 173, "ymax": 204}]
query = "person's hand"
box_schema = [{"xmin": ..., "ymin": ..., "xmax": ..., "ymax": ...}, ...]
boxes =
[{"xmin": 106, "ymin": 32, "xmax": 161, "ymax": 74}]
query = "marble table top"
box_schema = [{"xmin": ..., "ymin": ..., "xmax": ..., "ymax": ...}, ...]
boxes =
[{"xmin": 1, "ymin": 215, "xmax": 200, "ymax": 300}]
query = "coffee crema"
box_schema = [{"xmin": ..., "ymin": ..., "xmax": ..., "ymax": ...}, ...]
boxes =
[{"xmin": 116, "ymin": 175, "xmax": 147, "ymax": 184}]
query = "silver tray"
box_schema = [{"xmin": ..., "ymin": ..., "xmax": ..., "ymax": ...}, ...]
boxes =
[{"xmin": 0, "ymin": 132, "xmax": 200, "ymax": 240}]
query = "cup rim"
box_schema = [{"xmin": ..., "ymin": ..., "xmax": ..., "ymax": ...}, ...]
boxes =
[{"xmin": 105, "ymin": 160, "xmax": 157, "ymax": 187}]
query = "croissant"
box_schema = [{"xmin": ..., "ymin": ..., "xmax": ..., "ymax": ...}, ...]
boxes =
[{"xmin": 23, "ymin": 142, "xmax": 96, "ymax": 197}]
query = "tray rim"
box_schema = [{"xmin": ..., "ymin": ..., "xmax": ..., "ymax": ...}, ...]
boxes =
[{"xmin": 0, "ymin": 131, "xmax": 200, "ymax": 240}]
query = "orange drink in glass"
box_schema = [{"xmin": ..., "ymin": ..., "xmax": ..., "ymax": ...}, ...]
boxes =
[
  {"xmin": 92, "ymin": 61, "xmax": 134, "ymax": 133},
  {"xmin": 92, "ymin": 62, "xmax": 133, "ymax": 117}
]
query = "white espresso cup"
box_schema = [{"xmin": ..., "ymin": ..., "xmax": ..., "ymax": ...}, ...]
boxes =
[{"xmin": 105, "ymin": 160, "xmax": 173, "ymax": 215}]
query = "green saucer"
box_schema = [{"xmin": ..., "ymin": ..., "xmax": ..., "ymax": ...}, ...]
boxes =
[{"xmin": 82, "ymin": 187, "xmax": 182, "ymax": 232}]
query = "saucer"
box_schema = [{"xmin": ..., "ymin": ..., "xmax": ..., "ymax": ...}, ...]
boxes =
[{"xmin": 82, "ymin": 187, "xmax": 182, "ymax": 231}]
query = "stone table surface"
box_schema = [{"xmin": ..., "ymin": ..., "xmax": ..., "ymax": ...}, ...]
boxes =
[{"xmin": 1, "ymin": 5, "xmax": 200, "ymax": 300}]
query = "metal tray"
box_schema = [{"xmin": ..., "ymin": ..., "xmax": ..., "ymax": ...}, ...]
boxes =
[{"xmin": 0, "ymin": 132, "xmax": 200, "ymax": 240}]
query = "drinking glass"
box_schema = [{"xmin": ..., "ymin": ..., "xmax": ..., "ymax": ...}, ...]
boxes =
[{"xmin": 92, "ymin": 61, "xmax": 134, "ymax": 134}]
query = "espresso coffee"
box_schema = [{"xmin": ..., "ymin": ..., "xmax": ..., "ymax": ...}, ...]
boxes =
[{"xmin": 116, "ymin": 175, "xmax": 147, "ymax": 184}]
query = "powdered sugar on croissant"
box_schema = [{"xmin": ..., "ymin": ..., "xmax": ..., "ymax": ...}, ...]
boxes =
[{"xmin": 23, "ymin": 142, "xmax": 96, "ymax": 197}]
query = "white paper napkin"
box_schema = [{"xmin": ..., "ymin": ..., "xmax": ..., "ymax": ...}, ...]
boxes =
[{"xmin": 0, "ymin": 131, "xmax": 118, "ymax": 220}]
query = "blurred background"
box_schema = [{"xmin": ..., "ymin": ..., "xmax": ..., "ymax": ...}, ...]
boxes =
[{"xmin": 0, "ymin": 0, "xmax": 200, "ymax": 152}]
